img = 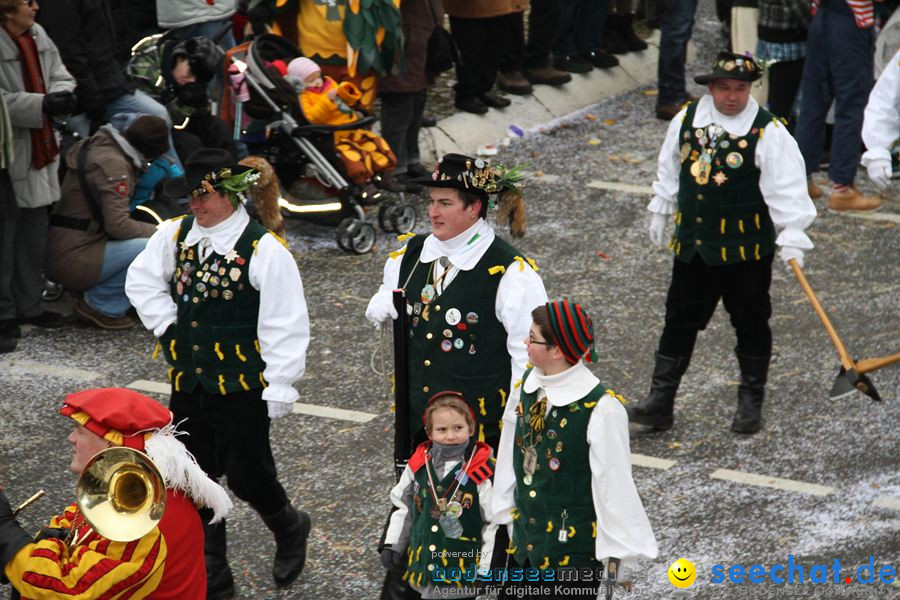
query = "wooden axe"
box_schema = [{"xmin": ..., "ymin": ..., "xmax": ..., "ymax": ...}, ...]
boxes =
[{"xmin": 789, "ymin": 259, "xmax": 900, "ymax": 402}]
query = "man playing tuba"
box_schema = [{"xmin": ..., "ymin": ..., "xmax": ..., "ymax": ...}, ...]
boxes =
[{"xmin": 0, "ymin": 388, "xmax": 232, "ymax": 598}]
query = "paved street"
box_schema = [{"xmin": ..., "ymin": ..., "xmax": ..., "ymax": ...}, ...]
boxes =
[{"xmin": 1, "ymin": 3, "xmax": 899, "ymax": 599}]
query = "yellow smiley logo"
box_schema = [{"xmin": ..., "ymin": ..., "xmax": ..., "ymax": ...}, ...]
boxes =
[{"xmin": 668, "ymin": 558, "xmax": 697, "ymax": 588}]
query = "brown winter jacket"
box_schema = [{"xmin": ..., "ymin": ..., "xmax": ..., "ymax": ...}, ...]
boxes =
[
  {"xmin": 379, "ymin": 0, "xmax": 443, "ymax": 94},
  {"xmin": 444, "ymin": 0, "xmax": 525, "ymax": 20},
  {"xmin": 46, "ymin": 126, "xmax": 156, "ymax": 291}
]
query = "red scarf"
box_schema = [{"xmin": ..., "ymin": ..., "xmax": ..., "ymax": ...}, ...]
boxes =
[{"xmin": 14, "ymin": 30, "xmax": 58, "ymax": 169}]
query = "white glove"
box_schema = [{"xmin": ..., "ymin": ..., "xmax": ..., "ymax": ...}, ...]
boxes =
[
  {"xmin": 779, "ymin": 245, "xmax": 804, "ymax": 269},
  {"xmin": 867, "ymin": 159, "xmax": 892, "ymax": 190},
  {"xmin": 267, "ymin": 400, "xmax": 294, "ymax": 419},
  {"xmin": 365, "ymin": 291, "xmax": 398, "ymax": 326},
  {"xmin": 648, "ymin": 212, "xmax": 670, "ymax": 247}
]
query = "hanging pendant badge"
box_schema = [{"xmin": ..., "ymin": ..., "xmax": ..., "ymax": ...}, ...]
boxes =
[{"xmin": 439, "ymin": 514, "xmax": 464, "ymax": 538}]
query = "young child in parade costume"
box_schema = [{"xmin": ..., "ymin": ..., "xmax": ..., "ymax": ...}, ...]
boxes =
[
  {"xmin": 493, "ymin": 301, "xmax": 658, "ymax": 599},
  {"xmin": 285, "ymin": 57, "xmax": 396, "ymax": 186},
  {"xmin": 382, "ymin": 392, "xmax": 497, "ymax": 599}
]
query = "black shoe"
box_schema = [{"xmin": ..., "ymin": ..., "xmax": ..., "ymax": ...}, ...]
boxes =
[
  {"xmin": 523, "ymin": 65, "xmax": 572, "ymax": 86},
  {"xmin": 614, "ymin": 14, "xmax": 649, "ymax": 51},
  {"xmin": 18, "ymin": 310, "xmax": 63, "ymax": 329},
  {"xmin": 454, "ymin": 96, "xmax": 489, "ymax": 114},
  {"xmin": 203, "ymin": 519, "xmax": 235, "ymax": 600},
  {"xmin": 0, "ymin": 333, "xmax": 15, "ymax": 354},
  {"xmin": 582, "ymin": 49, "xmax": 619, "ymax": 69},
  {"xmin": 601, "ymin": 27, "xmax": 630, "ymax": 55},
  {"xmin": 626, "ymin": 353, "xmax": 690, "ymax": 430},
  {"xmin": 553, "ymin": 54, "xmax": 593, "ymax": 74},
  {"xmin": 406, "ymin": 163, "xmax": 430, "ymax": 178},
  {"xmin": 420, "ymin": 114, "xmax": 437, "ymax": 127},
  {"xmin": 0, "ymin": 318, "xmax": 21, "ymax": 338},
  {"xmin": 396, "ymin": 173, "xmax": 424, "ymax": 193},
  {"xmin": 374, "ymin": 174, "xmax": 409, "ymax": 194},
  {"xmin": 478, "ymin": 93, "xmax": 511, "ymax": 109},
  {"xmin": 262, "ymin": 504, "xmax": 312, "ymax": 587},
  {"xmin": 731, "ymin": 352, "xmax": 770, "ymax": 434}
]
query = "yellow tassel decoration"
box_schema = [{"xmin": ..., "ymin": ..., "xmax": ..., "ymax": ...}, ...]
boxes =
[
  {"xmin": 526, "ymin": 258, "xmax": 539, "ymax": 271},
  {"xmin": 488, "ymin": 265, "xmax": 506, "ymax": 275},
  {"xmin": 754, "ymin": 213, "xmax": 761, "ymax": 229},
  {"xmin": 478, "ymin": 397, "xmax": 487, "ymax": 416},
  {"xmin": 169, "ymin": 339, "xmax": 177, "ymax": 360},
  {"xmin": 167, "ymin": 367, "xmax": 174, "ymax": 381},
  {"xmin": 235, "ymin": 344, "xmax": 247, "ymax": 362},
  {"xmin": 568, "ymin": 526, "xmax": 576, "ymax": 538},
  {"xmin": 539, "ymin": 557, "xmax": 550, "ymax": 569},
  {"xmin": 739, "ymin": 246, "xmax": 746, "ymax": 261},
  {"xmin": 152, "ymin": 341, "xmax": 161, "ymax": 360},
  {"xmin": 259, "ymin": 373, "xmax": 267, "ymax": 387},
  {"xmin": 514, "ymin": 256, "xmax": 526, "ymax": 271},
  {"xmin": 592, "ymin": 522, "xmax": 597, "ymax": 538},
  {"xmin": 396, "ymin": 232, "xmax": 416, "ymax": 242},
  {"xmin": 388, "ymin": 247, "xmax": 407, "ymax": 260},
  {"xmin": 559, "ymin": 556, "xmax": 570, "ymax": 567},
  {"xmin": 754, "ymin": 244, "xmax": 761, "ymax": 260},
  {"xmin": 214, "ymin": 342, "xmax": 224, "ymax": 360},
  {"xmin": 546, "ymin": 521, "xmax": 554, "ymax": 532},
  {"xmin": 721, "ymin": 247, "xmax": 727, "ymax": 262},
  {"xmin": 218, "ymin": 374, "xmax": 227, "ymax": 395},
  {"xmin": 738, "ymin": 219, "xmax": 745, "ymax": 233},
  {"xmin": 254, "ymin": 340, "xmax": 261, "ymax": 354},
  {"xmin": 478, "ymin": 423, "xmax": 485, "ymax": 442},
  {"xmin": 174, "ymin": 371, "xmax": 183, "ymax": 392},
  {"xmin": 720, "ymin": 218, "xmax": 726, "ymax": 235},
  {"xmin": 499, "ymin": 388, "xmax": 507, "ymax": 407},
  {"xmin": 239, "ymin": 374, "xmax": 250, "ymax": 391}
]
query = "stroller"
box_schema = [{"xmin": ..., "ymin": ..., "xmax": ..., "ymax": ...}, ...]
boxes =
[{"xmin": 223, "ymin": 34, "xmax": 417, "ymax": 254}]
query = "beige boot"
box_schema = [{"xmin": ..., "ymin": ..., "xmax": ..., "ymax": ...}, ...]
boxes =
[
  {"xmin": 828, "ymin": 186, "xmax": 881, "ymax": 211},
  {"xmin": 807, "ymin": 177, "xmax": 823, "ymax": 199}
]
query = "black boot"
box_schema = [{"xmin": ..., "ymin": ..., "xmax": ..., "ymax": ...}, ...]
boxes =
[
  {"xmin": 261, "ymin": 504, "xmax": 312, "ymax": 587},
  {"xmin": 616, "ymin": 14, "xmax": 648, "ymax": 52},
  {"xmin": 731, "ymin": 352, "xmax": 770, "ymax": 434},
  {"xmin": 626, "ymin": 353, "xmax": 690, "ymax": 430},
  {"xmin": 204, "ymin": 519, "xmax": 235, "ymax": 600}
]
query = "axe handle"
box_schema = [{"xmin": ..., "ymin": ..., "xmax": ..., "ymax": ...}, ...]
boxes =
[
  {"xmin": 855, "ymin": 352, "xmax": 900, "ymax": 374},
  {"xmin": 789, "ymin": 259, "xmax": 855, "ymax": 370}
]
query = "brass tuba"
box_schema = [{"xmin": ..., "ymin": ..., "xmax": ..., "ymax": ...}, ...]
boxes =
[{"xmin": 75, "ymin": 447, "xmax": 166, "ymax": 543}]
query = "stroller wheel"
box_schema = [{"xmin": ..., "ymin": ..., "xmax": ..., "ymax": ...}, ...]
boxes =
[
  {"xmin": 41, "ymin": 274, "xmax": 65, "ymax": 302},
  {"xmin": 390, "ymin": 204, "xmax": 417, "ymax": 234},
  {"xmin": 336, "ymin": 218, "xmax": 376, "ymax": 254},
  {"xmin": 378, "ymin": 201, "xmax": 399, "ymax": 232}
]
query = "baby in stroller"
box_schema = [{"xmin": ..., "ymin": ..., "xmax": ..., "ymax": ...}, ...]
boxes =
[{"xmin": 284, "ymin": 57, "xmax": 397, "ymax": 191}]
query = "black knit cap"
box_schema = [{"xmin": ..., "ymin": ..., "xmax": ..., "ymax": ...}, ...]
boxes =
[
  {"xmin": 694, "ymin": 51, "xmax": 763, "ymax": 85},
  {"xmin": 123, "ymin": 115, "xmax": 169, "ymax": 160}
]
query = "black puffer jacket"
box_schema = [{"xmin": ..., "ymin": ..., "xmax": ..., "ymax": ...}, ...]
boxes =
[{"xmin": 37, "ymin": 0, "xmax": 135, "ymax": 120}]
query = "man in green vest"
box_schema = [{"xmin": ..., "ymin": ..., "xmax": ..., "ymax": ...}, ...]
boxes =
[
  {"xmin": 631, "ymin": 51, "xmax": 817, "ymax": 434},
  {"xmin": 126, "ymin": 149, "xmax": 311, "ymax": 599},
  {"xmin": 493, "ymin": 300, "xmax": 658, "ymax": 599}
]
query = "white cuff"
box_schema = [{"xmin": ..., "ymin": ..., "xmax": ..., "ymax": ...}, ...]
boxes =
[
  {"xmin": 647, "ymin": 195, "xmax": 677, "ymax": 215},
  {"xmin": 262, "ymin": 383, "xmax": 299, "ymax": 403},
  {"xmin": 861, "ymin": 148, "xmax": 892, "ymax": 167},
  {"xmin": 775, "ymin": 228, "xmax": 814, "ymax": 250}
]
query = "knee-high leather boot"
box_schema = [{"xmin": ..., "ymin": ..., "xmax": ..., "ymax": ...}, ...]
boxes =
[
  {"xmin": 626, "ymin": 353, "xmax": 691, "ymax": 430},
  {"xmin": 261, "ymin": 504, "xmax": 312, "ymax": 587},
  {"xmin": 731, "ymin": 352, "xmax": 770, "ymax": 434},
  {"xmin": 204, "ymin": 518, "xmax": 235, "ymax": 600}
]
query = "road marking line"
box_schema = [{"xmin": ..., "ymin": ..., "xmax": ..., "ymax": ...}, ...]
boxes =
[
  {"xmin": 1, "ymin": 359, "xmax": 101, "ymax": 382},
  {"xmin": 127, "ymin": 380, "xmax": 170, "ymax": 395},
  {"xmin": 839, "ymin": 211, "xmax": 900, "ymax": 224},
  {"xmin": 586, "ymin": 180, "xmax": 654, "ymax": 195},
  {"xmin": 293, "ymin": 402, "xmax": 377, "ymax": 423},
  {"xmin": 531, "ymin": 174, "xmax": 561, "ymax": 184},
  {"xmin": 710, "ymin": 468, "xmax": 833, "ymax": 496},
  {"xmin": 874, "ymin": 496, "xmax": 900, "ymax": 511},
  {"xmin": 631, "ymin": 453, "xmax": 676, "ymax": 470}
]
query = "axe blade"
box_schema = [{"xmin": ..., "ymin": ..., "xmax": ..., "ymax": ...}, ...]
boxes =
[{"xmin": 830, "ymin": 367, "xmax": 883, "ymax": 402}]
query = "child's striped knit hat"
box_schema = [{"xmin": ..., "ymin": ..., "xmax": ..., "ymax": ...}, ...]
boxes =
[{"xmin": 546, "ymin": 300, "xmax": 599, "ymax": 365}]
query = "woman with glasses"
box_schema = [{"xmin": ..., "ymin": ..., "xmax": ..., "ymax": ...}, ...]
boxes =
[{"xmin": 0, "ymin": 0, "xmax": 75, "ymax": 353}]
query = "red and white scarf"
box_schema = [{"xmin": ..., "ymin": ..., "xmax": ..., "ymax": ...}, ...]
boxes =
[{"xmin": 812, "ymin": 0, "xmax": 878, "ymax": 29}]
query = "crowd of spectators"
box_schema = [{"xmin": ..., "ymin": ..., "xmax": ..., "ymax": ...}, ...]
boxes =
[{"xmin": 0, "ymin": 0, "xmax": 896, "ymax": 353}]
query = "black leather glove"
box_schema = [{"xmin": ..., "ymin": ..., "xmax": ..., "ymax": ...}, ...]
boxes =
[
  {"xmin": 41, "ymin": 91, "xmax": 78, "ymax": 117},
  {"xmin": 175, "ymin": 82, "xmax": 209, "ymax": 109},
  {"xmin": 380, "ymin": 546, "xmax": 404, "ymax": 572},
  {"xmin": 0, "ymin": 491, "xmax": 34, "ymax": 572}
]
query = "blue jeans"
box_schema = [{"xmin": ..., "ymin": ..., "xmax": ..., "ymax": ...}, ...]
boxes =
[
  {"xmin": 794, "ymin": 3, "xmax": 874, "ymax": 185},
  {"xmin": 84, "ymin": 237, "xmax": 150, "ymax": 317},
  {"xmin": 553, "ymin": 0, "xmax": 610, "ymax": 57},
  {"xmin": 657, "ymin": 0, "xmax": 698, "ymax": 106}
]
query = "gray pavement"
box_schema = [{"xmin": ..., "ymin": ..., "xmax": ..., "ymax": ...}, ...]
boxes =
[{"xmin": 1, "ymin": 1, "xmax": 899, "ymax": 599}]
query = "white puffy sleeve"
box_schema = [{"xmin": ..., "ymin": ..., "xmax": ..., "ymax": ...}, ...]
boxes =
[
  {"xmin": 862, "ymin": 49, "xmax": 900, "ymax": 167},
  {"xmin": 648, "ymin": 106, "xmax": 689, "ymax": 215},
  {"xmin": 125, "ymin": 218, "xmax": 181, "ymax": 338}
]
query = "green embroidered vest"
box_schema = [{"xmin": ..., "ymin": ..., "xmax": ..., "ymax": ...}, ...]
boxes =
[
  {"xmin": 512, "ymin": 370, "xmax": 607, "ymax": 569},
  {"xmin": 160, "ymin": 216, "xmax": 269, "ymax": 395},
  {"xmin": 405, "ymin": 443, "xmax": 491, "ymax": 590},
  {"xmin": 673, "ymin": 101, "xmax": 777, "ymax": 265},
  {"xmin": 398, "ymin": 234, "xmax": 526, "ymax": 444}
]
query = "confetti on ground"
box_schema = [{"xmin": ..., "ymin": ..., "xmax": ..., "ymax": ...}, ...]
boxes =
[
  {"xmin": 597, "ymin": 251, "xmax": 611, "ymax": 260},
  {"xmin": 602, "ymin": 118, "xmax": 617, "ymax": 126},
  {"xmin": 608, "ymin": 154, "xmax": 621, "ymax": 161},
  {"xmin": 587, "ymin": 138, "xmax": 601, "ymax": 145},
  {"xmin": 534, "ymin": 169, "xmax": 545, "ymax": 177},
  {"xmin": 643, "ymin": 89, "xmax": 658, "ymax": 96},
  {"xmin": 584, "ymin": 114, "xmax": 598, "ymax": 121}
]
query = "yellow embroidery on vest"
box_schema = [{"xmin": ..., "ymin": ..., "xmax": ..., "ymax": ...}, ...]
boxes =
[
  {"xmin": 268, "ymin": 231, "xmax": 289, "ymax": 249},
  {"xmin": 214, "ymin": 342, "xmax": 224, "ymax": 360},
  {"xmin": 254, "ymin": 340, "xmax": 261, "ymax": 354},
  {"xmin": 506, "ymin": 546, "xmax": 518, "ymax": 554},
  {"xmin": 152, "ymin": 341, "xmax": 161, "ymax": 360},
  {"xmin": 478, "ymin": 423, "xmax": 485, "ymax": 442},
  {"xmin": 499, "ymin": 388, "xmax": 507, "ymax": 407},
  {"xmin": 218, "ymin": 374, "xmax": 227, "ymax": 394},
  {"xmin": 754, "ymin": 213, "xmax": 761, "ymax": 229},
  {"xmin": 740, "ymin": 246, "xmax": 746, "ymax": 261},
  {"xmin": 259, "ymin": 373, "xmax": 267, "ymax": 387},
  {"xmin": 459, "ymin": 558, "xmax": 465, "ymax": 571},
  {"xmin": 239, "ymin": 374, "xmax": 250, "ymax": 391},
  {"xmin": 754, "ymin": 244, "xmax": 761, "ymax": 260},
  {"xmin": 478, "ymin": 397, "xmax": 487, "ymax": 416},
  {"xmin": 568, "ymin": 526, "xmax": 576, "ymax": 538},
  {"xmin": 526, "ymin": 257, "xmax": 539, "ymax": 271},
  {"xmin": 514, "ymin": 378, "xmax": 522, "ymax": 389},
  {"xmin": 174, "ymin": 371, "xmax": 183, "ymax": 392},
  {"xmin": 252, "ymin": 239, "xmax": 260, "ymax": 256},
  {"xmin": 546, "ymin": 521, "xmax": 554, "ymax": 533},
  {"xmin": 721, "ymin": 247, "xmax": 727, "ymax": 262},
  {"xmin": 592, "ymin": 521, "xmax": 597, "ymax": 538},
  {"xmin": 388, "ymin": 246, "xmax": 407, "ymax": 260},
  {"xmin": 675, "ymin": 211, "xmax": 681, "ymax": 226},
  {"xmin": 169, "ymin": 339, "xmax": 177, "ymax": 360},
  {"xmin": 513, "ymin": 256, "xmax": 526, "ymax": 271},
  {"xmin": 720, "ymin": 218, "xmax": 726, "ymax": 234},
  {"xmin": 559, "ymin": 555, "xmax": 571, "ymax": 566},
  {"xmin": 441, "ymin": 555, "xmax": 448, "ymax": 567},
  {"xmin": 539, "ymin": 557, "xmax": 550, "ymax": 569},
  {"xmin": 415, "ymin": 546, "xmax": 422, "ymax": 561},
  {"xmin": 167, "ymin": 367, "xmax": 174, "ymax": 381},
  {"xmin": 675, "ymin": 241, "xmax": 682, "ymax": 256},
  {"xmin": 488, "ymin": 265, "xmax": 506, "ymax": 275},
  {"xmin": 235, "ymin": 344, "xmax": 247, "ymax": 362},
  {"xmin": 584, "ymin": 401, "xmax": 598, "ymax": 408},
  {"xmin": 396, "ymin": 232, "xmax": 415, "ymax": 242},
  {"xmin": 738, "ymin": 219, "xmax": 745, "ymax": 233}
]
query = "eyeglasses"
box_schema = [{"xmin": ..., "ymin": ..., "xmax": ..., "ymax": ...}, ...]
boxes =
[{"xmin": 528, "ymin": 333, "xmax": 553, "ymax": 346}]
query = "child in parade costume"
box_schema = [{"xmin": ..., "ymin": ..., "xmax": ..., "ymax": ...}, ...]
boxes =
[
  {"xmin": 493, "ymin": 301, "xmax": 658, "ymax": 600},
  {"xmin": 286, "ymin": 57, "xmax": 396, "ymax": 186},
  {"xmin": 382, "ymin": 392, "xmax": 497, "ymax": 599}
]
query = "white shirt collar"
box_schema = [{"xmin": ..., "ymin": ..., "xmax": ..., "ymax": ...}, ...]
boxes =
[
  {"xmin": 419, "ymin": 219, "xmax": 495, "ymax": 271},
  {"xmin": 522, "ymin": 361, "xmax": 600, "ymax": 406},
  {"xmin": 183, "ymin": 205, "xmax": 250, "ymax": 256},
  {"xmin": 691, "ymin": 94, "xmax": 760, "ymax": 137}
]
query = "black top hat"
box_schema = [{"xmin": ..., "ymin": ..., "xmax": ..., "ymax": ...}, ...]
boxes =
[
  {"xmin": 163, "ymin": 148, "xmax": 250, "ymax": 199},
  {"xmin": 694, "ymin": 51, "xmax": 763, "ymax": 85},
  {"xmin": 409, "ymin": 153, "xmax": 500, "ymax": 196}
]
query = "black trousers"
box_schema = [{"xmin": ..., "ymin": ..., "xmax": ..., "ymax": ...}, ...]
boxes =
[
  {"xmin": 766, "ymin": 58, "xmax": 805, "ymax": 130},
  {"xmin": 500, "ymin": 0, "xmax": 561, "ymax": 71},
  {"xmin": 170, "ymin": 385, "xmax": 290, "ymax": 517},
  {"xmin": 450, "ymin": 14, "xmax": 520, "ymax": 99},
  {"xmin": 379, "ymin": 90, "xmax": 427, "ymax": 174},
  {"xmin": 658, "ymin": 254, "xmax": 774, "ymax": 359}
]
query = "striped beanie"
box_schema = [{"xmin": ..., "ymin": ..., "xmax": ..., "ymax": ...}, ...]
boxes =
[{"xmin": 546, "ymin": 300, "xmax": 599, "ymax": 365}]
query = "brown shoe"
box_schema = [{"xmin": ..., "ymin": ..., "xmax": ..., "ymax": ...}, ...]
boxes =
[
  {"xmin": 497, "ymin": 71, "xmax": 533, "ymax": 95},
  {"xmin": 655, "ymin": 102, "xmax": 684, "ymax": 120},
  {"xmin": 523, "ymin": 65, "xmax": 571, "ymax": 87},
  {"xmin": 75, "ymin": 299, "xmax": 136, "ymax": 330},
  {"xmin": 807, "ymin": 177, "xmax": 823, "ymax": 199},
  {"xmin": 827, "ymin": 186, "xmax": 881, "ymax": 212}
]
